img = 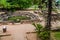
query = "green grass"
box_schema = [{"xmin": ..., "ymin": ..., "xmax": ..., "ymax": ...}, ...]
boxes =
[
  {"xmin": 53, "ymin": 32, "xmax": 60, "ymax": 40},
  {"xmin": 8, "ymin": 16, "xmax": 31, "ymax": 23}
]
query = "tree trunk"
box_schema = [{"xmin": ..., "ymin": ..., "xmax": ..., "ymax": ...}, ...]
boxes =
[{"xmin": 45, "ymin": 0, "xmax": 52, "ymax": 40}]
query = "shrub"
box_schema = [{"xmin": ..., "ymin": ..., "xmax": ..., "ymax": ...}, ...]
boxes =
[
  {"xmin": 33, "ymin": 23, "xmax": 50, "ymax": 40},
  {"xmin": 39, "ymin": 31, "xmax": 50, "ymax": 40}
]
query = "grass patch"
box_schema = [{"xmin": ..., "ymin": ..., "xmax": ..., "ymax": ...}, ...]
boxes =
[
  {"xmin": 52, "ymin": 32, "xmax": 60, "ymax": 40},
  {"xmin": 8, "ymin": 16, "xmax": 31, "ymax": 23}
]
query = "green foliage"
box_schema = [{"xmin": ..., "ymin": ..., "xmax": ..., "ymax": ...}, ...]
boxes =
[
  {"xmin": 33, "ymin": 23, "xmax": 50, "ymax": 40},
  {"xmin": 39, "ymin": 31, "xmax": 50, "ymax": 40},
  {"xmin": 54, "ymin": 32, "xmax": 60, "ymax": 40},
  {"xmin": 0, "ymin": 0, "xmax": 33, "ymax": 9},
  {"xmin": 33, "ymin": 23, "xmax": 43, "ymax": 32},
  {"xmin": 0, "ymin": 0, "xmax": 58, "ymax": 11},
  {"xmin": 33, "ymin": 0, "xmax": 39, "ymax": 5},
  {"xmin": 0, "ymin": 0, "xmax": 47, "ymax": 9},
  {"xmin": 8, "ymin": 16, "xmax": 31, "ymax": 23},
  {"xmin": 0, "ymin": 0, "xmax": 11, "ymax": 9}
]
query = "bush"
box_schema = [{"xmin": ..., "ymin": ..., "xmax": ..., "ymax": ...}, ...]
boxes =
[
  {"xmin": 39, "ymin": 31, "xmax": 50, "ymax": 40},
  {"xmin": 0, "ymin": 0, "xmax": 33, "ymax": 9},
  {"xmin": 33, "ymin": 23, "xmax": 50, "ymax": 40},
  {"xmin": 32, "ymin": 23, "xmax": 43, "ymax": 32}
]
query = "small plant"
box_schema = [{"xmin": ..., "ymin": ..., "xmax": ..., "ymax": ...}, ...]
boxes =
[
  {"xmin": 33, "ymin": 23, "xmax": 50, "ymax": 40},
  {"xmin": 32, "ymin": 23, "xmax": 43, "ymax": 32}
]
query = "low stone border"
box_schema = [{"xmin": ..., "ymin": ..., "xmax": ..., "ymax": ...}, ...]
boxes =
[
  {"xmin": 0, "ymin": 19, "xmax": 41, "ymax": 25},
  {"xmin": 26, "ymin": 32, "xmax": 37, "ymax": 40}
]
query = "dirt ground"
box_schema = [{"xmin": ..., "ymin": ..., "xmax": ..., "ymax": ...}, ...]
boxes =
[{"xmin": 0, "ymin": 24, "xmax": 37, "ymax": 40}]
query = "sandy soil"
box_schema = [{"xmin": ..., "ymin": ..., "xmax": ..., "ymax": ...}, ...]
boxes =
[{"xmin": 0, "ymin": 24, "xmax": 36, "ymax": 40}]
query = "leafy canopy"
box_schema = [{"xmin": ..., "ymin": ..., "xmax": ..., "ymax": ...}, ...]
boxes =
[{"xmin": 0, "ymin": 0, "xmax": 33, "ymax": 9}]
